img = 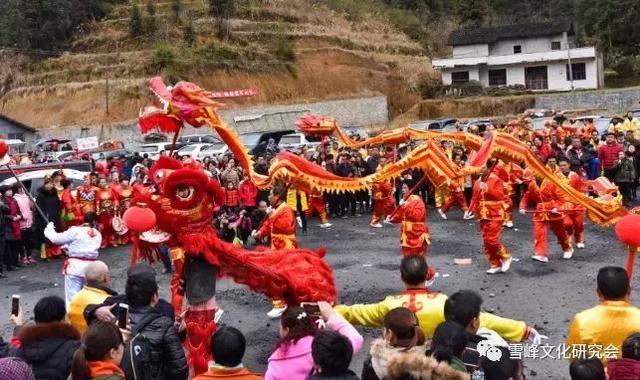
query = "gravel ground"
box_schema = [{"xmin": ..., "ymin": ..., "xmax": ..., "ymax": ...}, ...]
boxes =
[{"xmin": 1, "ymin": 207, "xmax": 637, "ymax": 379}]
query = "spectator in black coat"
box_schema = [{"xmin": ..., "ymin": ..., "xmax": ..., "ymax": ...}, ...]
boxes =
[
  {"xmin": 565, "ymin": 138, "xmax": 594, "ymax": 174},
  {"xmin": 35, "ymin": 180, "xmax": 62, "ymax": 258},
  {"xmin": 87, "ymin": 264, "xmax": 187, "ymax": 380},
  {"xmin": 15, "ymin": 296, "xmax": 80, "ymax": 380}
]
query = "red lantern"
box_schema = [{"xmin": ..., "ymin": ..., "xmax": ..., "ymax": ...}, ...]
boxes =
[
  {"xmin": 615, "ymin": 214, "xmax": 640, "ymax": 247},
  {"xmin": 123, "ymin": 203, "xmax": 157, "ymax": 232},
  {"xmin": 0, "ymin": 140, "xmax": 8, "ymax": 158},
  {"xmin": 614, "ymin": 214, "xmax": 640, "ymax": 285}
]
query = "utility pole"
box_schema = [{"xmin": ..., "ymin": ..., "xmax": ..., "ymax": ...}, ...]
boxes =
[{"xmin": 105, "ymin": 78, "xmax": 110, "ymax": 115}]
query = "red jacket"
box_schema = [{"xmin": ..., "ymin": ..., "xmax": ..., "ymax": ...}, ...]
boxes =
[
  {"xmin": 607, "ymin": 358, "xmax": 640, "ymax": 380},
  {"xmin": 224, "ymin": 189, "xmax": 239, "ymax": 207},
  {"xmin": 238, "ymin": 180, "xmax": 257, "ymax": 207},
  {"xmin": 598, "ymin": 143, "xmax": 623, "ymax": 170}
]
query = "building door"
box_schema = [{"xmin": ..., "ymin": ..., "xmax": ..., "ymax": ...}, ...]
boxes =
[{"xmin": 525, "ymin": 66, "xmax": 548, "ymax": 90}]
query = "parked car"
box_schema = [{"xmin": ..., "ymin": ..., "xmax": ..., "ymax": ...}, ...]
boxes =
[
  {"xmin": 0, "ymin": 161, "xmax": 92, "ymax": 183},
  {"xmin": 178, "ymin": 134, "xmax": 221, "ymax": 144},
  {"xmin": 201, "ymin": 142, "xmax": 229, "ymax": 157},
  {"xmin": 241, "ymin": 130, "xmax": 296, "ymax": 156},
  {"xmin": 572, "ymin": 116, "xmax": 614, "ymax": 136},
  {"xmin": 176, "ymin": 143, "xmax": 212, "ymax": 160},
  {"xmin": 0, "ymin": 168, "xmax": 89, "ymax": 196},
  {"xmin": 342, "ymin": 127, "xmax": 369, "ymax": 140},
  {"xmin": 409, "ymin": 118, "xmax": 458, "ymax": 131},
  {"xmin": 138, "ymin": 142, "xmax": 180, "ymax": 160},
  {"xmin": 278, "ymin": 132, "xmax": 322, "ymax": 151},
  {"xmin": 90, "ymin": 148, "xmax": 135, "ymax": 161}
]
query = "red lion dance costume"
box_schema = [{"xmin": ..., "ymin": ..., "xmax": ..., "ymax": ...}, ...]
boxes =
[{"xmin": 128, "ymin": 79, "xmax": 337, "ymax": 376}]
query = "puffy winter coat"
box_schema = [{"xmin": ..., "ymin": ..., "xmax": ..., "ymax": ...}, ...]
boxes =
[
  {"xmin": 15, "ymin": 322, "xmax": 81, "ymax": 380},
  {"xmin": 128, "ymin": 306, "xmax": 188, "ymax": 380}
]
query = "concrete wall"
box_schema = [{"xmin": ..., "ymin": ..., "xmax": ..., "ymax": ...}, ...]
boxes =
[
  {"xmin": 545, "ymin": 59, "xmax": 598, "ymax": 91},
  {"xmin": 489, "ymin": 34, "xmax": 564, "ymax": 56},
  {"xmin": 535, "ymin": 87, "xmax": 640, "ymax": 113},
  {"xmin": 453, "ymin": 44, "xmax": 489, "ymax": 58},
  {"xmin": 37, "ymin": 96, "xmax": 389, "ymax": 148}
]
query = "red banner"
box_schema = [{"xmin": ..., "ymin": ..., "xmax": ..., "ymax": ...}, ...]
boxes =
[{"xmin": 211, "ymin": 88, "xmax": 259, "ymax": 98}]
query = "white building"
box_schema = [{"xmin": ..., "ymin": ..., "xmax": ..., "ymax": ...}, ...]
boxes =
[{"xmin": 432, "ymin": 22, "xmax": 604, "ymax": 91}]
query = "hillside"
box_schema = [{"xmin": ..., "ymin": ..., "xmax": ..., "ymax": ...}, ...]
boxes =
[{"xmin": 0, "ymin": 0, "xmax": 436, "ymax": 131}]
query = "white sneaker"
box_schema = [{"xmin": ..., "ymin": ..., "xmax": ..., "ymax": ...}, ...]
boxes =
[
  {"xmin": 438, "ymin": 209, "xmax": 447, "ymax": 220},
  {"xmin": 296, "ymin": 216, "xmax": 303, "ymax": 228},
  {"xmin": 383, "ymin": 218, "xmax": 393, "ymax": 225},
  {"xmin": 463, "ymin": 211, "xmax": 475, "ymax": 220},
  {"xmin": 563, "ymin": 250, "xmax": 574, "ymax": 260},
  {"xmin": 501, "ymin": 257, "xmax": 513, "ymax": 273},
  {"xmin": 486, "ymin": 266, "xmax": 501, "ymax": 274},
  {"xmin": 576, "ymin": 242, "xmax": 585, "ymax": 249},
  {"xmin": 370, "ymin": 223, "xmax": 383, "ymax": 228},
  {"xmin": 531, "ymin": 255, "xmax": 549, "ymax": 263},
  {"xmin": 426, "ymin": 272, "xmax": 440, "ymax": 287},
  {"xmin": 505, "ymin": 221, "xmax": 514, "ymax": 228},
  {"xmin": 267, "ymin": 306, "xmax": 287, "ymax": 319},
  {"xmin": 320, "ymin": 223, "xmax": 332, "ymax": 228}
]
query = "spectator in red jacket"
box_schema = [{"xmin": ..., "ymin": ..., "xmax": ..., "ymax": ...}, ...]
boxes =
[
  {"xmin": 607, "ymin": 333, "xmax": 640, "ymax": 379},
  {"xmin": 224, "ymin": 181, "xmax": 239, "ymax": 213},
  {"xmin": 238, "ymin": 173, "xmax": 258, "ymax": 212},
  {"xmin": 598, "ymin": 132, "xmax": 623, "ymax": 181}
]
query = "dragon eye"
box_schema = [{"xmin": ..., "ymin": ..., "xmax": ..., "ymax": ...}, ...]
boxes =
[{"xmin": 154, "ymin": 170, "xmax": 165, "ymax": 182}]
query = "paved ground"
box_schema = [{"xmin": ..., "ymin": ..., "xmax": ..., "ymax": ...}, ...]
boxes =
[{"xmin": 1, "ymin": 207, "xmax": 637, "ymax": 379}]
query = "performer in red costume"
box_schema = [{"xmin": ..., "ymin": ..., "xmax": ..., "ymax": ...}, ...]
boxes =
[
  {"xmin": 96, "ymin": 176, "xmax": 119, "ymax": 248},
  {"xmin": 307, "ymin": 189, "xmax": 331, "ymax": 228},
  {"xmin": 387, "ymin": 182, "xmax": 438, "ymax": 284},
  {"xmin": 557, "ymin": 157, "xmax": 586, "ymax": 249},
  {"xmin": 60, "ymin": 179, "xmax": 83, "ymax": 229},
  {"xmin": 469, "ymin": 161, "xmax": 513, "ymax": 274},
  {"xmin": 438, "ymin": 154, "xmax": 468, "ymax": 219},
  {"xmin": 76, "ymin": 175, "xmax": 98, "ymax": 215},
  {"xmin": 519, "ymin": 156, "xmax": 574, "ymax": 263},
  {"xmin": 493, "ymin": 161, "xmax": 524, "ymax": 228},
  {"xmin": 113, "ymin": 176, "xmax": 133, "ymax": 245},
  {"xmin": 370, "ymin": 175, "xmax": 394, "ymax": 228},
  {"xmin": 253, "ymin": 183, "xmax": 298, "ymax": 318}
]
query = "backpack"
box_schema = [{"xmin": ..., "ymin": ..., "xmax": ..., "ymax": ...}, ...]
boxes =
[{"xmin": 122, "ymin": 312, "xmax": 162, "ymax": 380}]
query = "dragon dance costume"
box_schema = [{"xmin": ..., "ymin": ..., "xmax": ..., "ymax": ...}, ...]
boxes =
[
  {"xmin": 370, "ymin": 179, "xmax": 394, "ymax": 227},
  {"xmin": 558, "ymin": 170, "xmax": 586, "ymax": 247},
  {"xmin": 96, "ymin": 184, "xmax": 119, "ymax": 248}
]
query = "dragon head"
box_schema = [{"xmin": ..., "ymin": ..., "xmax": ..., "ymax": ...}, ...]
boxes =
[
  {"xmin": 296, "ymin": 115, "xmax": 338, "ymax": 137},
  {"xmin": 148, "ymin": 156, "xmax": 225, "ymax": 233}
]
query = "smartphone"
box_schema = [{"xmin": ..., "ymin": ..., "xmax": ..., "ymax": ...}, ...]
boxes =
[
  {"xmin": 11, "ymin": 295, "xmax": 19, "ymax": 317},
  {"xmin": 300, "ymin": 302, "xmax": 321, "ymax": 320},
  {"xmin": 117, "ymin": 303, "xmax": 129, "ymax": 329}
]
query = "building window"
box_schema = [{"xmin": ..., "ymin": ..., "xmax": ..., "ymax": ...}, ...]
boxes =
[
  {"xmin": 513, "ymin": 45, "xmax": 522, "ymax": 54},
  {"xmin": 566, "ymin": 63, "xmax": 587, "ymax": 81},
  {"xmin": 451, "ymin": 71, "xmax": 469, "ymax": 84},
  {"xmin": 488, "ymin": 69, "xmax": 507, "ymax": 86},
  {"xmin": 551, "ymin": 41, "xmax": 561, "ymax": 50},
  {"xmin": 7, "ymin": 133, "xmax": 24, "ymax": 141},
  {"xmin": 80, "ymin": 128, "xmax": 90, "ymax": 138}
]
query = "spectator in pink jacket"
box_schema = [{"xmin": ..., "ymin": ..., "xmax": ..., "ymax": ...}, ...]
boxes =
[
  {"xmin": 238, "ymin": 173, "xmax": 258, "ymax": 211},
  {"xmin": 13, "ymin": 185, "xmax": 35, "ymax": 265},
  {"xmin": 265, "ymin": 301, "xmax": 363, "ymax": 380}
]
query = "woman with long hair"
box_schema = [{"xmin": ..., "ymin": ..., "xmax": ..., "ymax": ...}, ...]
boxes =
[
  {"xmin": 265, "ymin": 302, "xmax": 363, "ymax": 380},
  {"xmin": 71, "ymin": 321, "xmax": 124, "ymax": 380}
]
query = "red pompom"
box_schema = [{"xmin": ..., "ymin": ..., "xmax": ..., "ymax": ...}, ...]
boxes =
[
  {"xmin": 0, "ymin": 140, "xmax": 8, "ymax": 158},
  {"xmin": 123, "ymin": 203, "xmax": 157, "ymax": 232},
  {"xmin": 615, "ymin": 214, "xmax": 640, "ymax": 247}
]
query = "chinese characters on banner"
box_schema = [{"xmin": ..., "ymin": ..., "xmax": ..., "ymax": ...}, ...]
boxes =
[{"xmin": 211, "ymin": 88, "xmax": 259, "ymax": 99}]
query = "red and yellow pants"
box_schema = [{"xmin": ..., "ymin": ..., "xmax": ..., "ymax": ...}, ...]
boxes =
[
  {"xmin": 479, "ymin": 219, "xmax": 511, "ymax": 267},
  {"xmin": 306, "ymin": 199, "xmax": 328, "ymax": 224},
  {"xmin": 563, "ymin": 211, "xmax": 584, "ymax": 244},
  {"xmin": 371, "ymin": 197, "xmax": 394, "ymax": 224},
  {"xmin": 533, "ymin": 218, "xmax": 572, "ymax": 257},
  {"xmin": 441, "ymin": 191, "xmax": 468, "ymax": 213},
  {"xmin": 435, "ymin": 186, "xmax": 450, "ymax": 208}
]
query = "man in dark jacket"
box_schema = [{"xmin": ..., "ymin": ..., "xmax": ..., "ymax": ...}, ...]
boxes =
[
  {"xmin": 124, "ymin": 266, "xmax": 188, "ymax": 380},
  {"xmin": 444, "ymin": 290, "xmax": 524, "ymax": 378},
  {"xmin": 36, "ymin": 179, "xmax": 62, "ymax": 259},
  {"xmin": 566, "ymin": 138, "xmax": 594, "ymax": 174},
  {"xmin": 87, "ymin": 264, "xmax": 187, "ymax": 380},
  {"xmin": 15, "ymin": 295, "xmax": 80, "ymax": 380}
]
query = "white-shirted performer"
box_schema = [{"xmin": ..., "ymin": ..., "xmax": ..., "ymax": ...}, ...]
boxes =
[{"xmin": 44, "ymin": 211, "xmax": 102, "ymax": 306}]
